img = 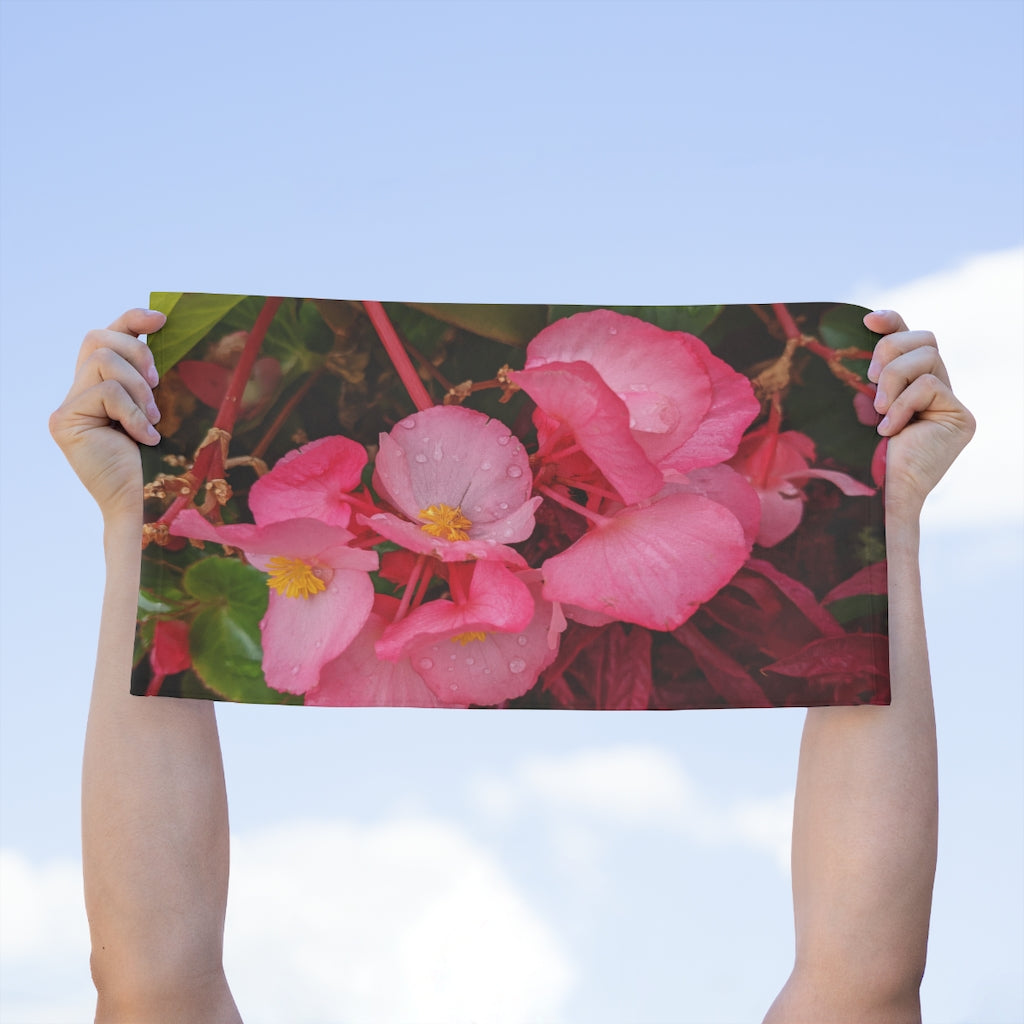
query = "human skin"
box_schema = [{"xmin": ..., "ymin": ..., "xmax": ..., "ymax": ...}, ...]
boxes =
[{"xmin": 49, "ymin": 307, "xmax": 974, "ymax": 1023}]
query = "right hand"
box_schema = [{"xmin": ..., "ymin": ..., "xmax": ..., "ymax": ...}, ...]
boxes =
[{"xmin": 49, "ymin": 308, "xmax": 166, "ymax": 521}]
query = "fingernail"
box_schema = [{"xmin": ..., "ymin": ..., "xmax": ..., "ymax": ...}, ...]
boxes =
[
  {"xmin": 867, "ymin": 359, "xmax": 880, "ymax": 382},
  {"xmin": 144, "ymin": 308, "xmax": 164, "ymax": 318},
  {"xmin": 877, "ymin": 415, "xmax": 890, "ymax": 434},
  {"xmin": 146, "ymin": 401, "xmax": 161, "ymax": 423},
  {"xmin": 146, "ymin": 424, "xmax": 161, "ymax": 442},
  {"xmin": 874, "ymin": 387, "xmax": 887, "ymax": 409},
  {"xmin": 147, "ymin": 365, "xmax": 160, "ymax": 386},
  {"xmin": 872, "ymin": 309, "xmax": 890, "ymax": 318}
]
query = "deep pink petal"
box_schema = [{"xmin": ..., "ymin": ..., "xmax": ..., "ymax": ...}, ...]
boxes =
[
  {"xmin": 150, "ymin": 619, "xmax": 191, "ymax": 677},
  {"xmin": 665, "ymin": 465, "xmax": 762, "ymax": 548},
  {"xmin": 376, "ymin": 560, "xmax": 535, "ymax": 661},
  {"xmin": 260, "ymin": 568, "xmax": 374, "ymax": 694},
  {"xmin": 541, "ymin": 493, "xmax": 750, "ymax": 630},
  {"xmin": 753, "ymin": 487, "xmax": 805, "ymax": 547},
  {"xmin": 249, "ymin": 435, "xmax": 368, "ymax": 527},
  {"xmin": 512, "ymin": 361, "xmax": 663, "ymax": 504},
  {"xmin": 658, "ymin": 349, "xmax": 759, "ymax": 472}
]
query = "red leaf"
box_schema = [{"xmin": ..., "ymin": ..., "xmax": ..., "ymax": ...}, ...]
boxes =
[{"xmin": 823, "ymin": 562, "xmax": 888, "ymax": 605}]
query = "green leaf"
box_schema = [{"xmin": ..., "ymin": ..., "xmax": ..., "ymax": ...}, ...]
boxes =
[
  {"xmin": 182, "ymin": 557, "xmax": 288, "ymax": 703},
  {"xmin": 818, "ymin": 303, "xmax": 876, "ymax": 351},
  {"xmin": 547, "ymin": 304, "xmax": 724, "ymax": 338},
  {"xmin": 148, "ymin": 292, "xmax": 248, "ymax": 375},
  {"xmin": 405, "ymin": 303, "xmax": 549, "ymax": 347}
]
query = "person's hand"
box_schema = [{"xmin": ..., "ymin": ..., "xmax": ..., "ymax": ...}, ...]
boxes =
[
  {"xmin": 864, "ymin": 309, "xmax": 975, "ymax": 523},
  {"xmin": 49, "ymin": 308, "xmax": 166, "ymax": 523}
]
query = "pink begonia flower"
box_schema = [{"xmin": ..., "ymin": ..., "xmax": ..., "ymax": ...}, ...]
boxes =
[
  {"xmin": 729, "ymin": 425, "xmax": 876, "ymax": 548},
  {"xmin": 374, "ymin": 561, "xmax": 561, "ymax": 705},
  {"xmin": 361, "ymin": 405, "xmax": 541, "ymax": 563},
  {"xmin": 541, "ymin": 489, "xmax": 752, "ymax": 631},
  {"xmin": 249, "ymin": 435, "xmax": 369, "ymax": 529},
  {"xmin": 511, "ymin": 310, "xmax": 759, "ymax": 500},
  {"xmin": 169, "ymin": 510, "xmax": 377, "ymax": 695},
  {"xmin": 307, "ymin": 596, "xmax": 462, "ymax": 708}
]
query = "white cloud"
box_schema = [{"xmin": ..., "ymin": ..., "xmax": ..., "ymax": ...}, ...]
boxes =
[
  {"xmin": 0, "ymin": 819, "xmax": 574, "ymax": 1024},
  {"xmin": 470, "ymin": 745, "xmax": 793, "ymax": 874},
  {"xmin": 225, "ymin": 817, "xmax": 573, "ymax": 1024},
  {"xmin": 852, "ymin": 246, "xmax": 1024, "ymax": 529}
]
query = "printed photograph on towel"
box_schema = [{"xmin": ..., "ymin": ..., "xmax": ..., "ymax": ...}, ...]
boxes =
[{"xmin": 132, "ymin": 295, "xmax": 888, "ymax": 709}]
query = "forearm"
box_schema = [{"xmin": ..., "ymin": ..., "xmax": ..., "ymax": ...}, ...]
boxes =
[
  {"xmin": 784, "ymin": 513, "xmax": 936, "ymax": 1012},
  {"xmin": 83, "ymin": 514, "xmax": 234, "ymax": 1005}
]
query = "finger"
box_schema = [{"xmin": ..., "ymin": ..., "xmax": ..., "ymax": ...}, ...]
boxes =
[
  {"xmin": 872, "ymin": 344, "xmax": 950, "ymax": 415},
  {"xmin": 51, "ymin": 379, "xmax": 161, "ymax": 446},
  {"xmin": 106, "ymin": 307, "xmax": 167, "ymax": 339},
  {"xmin": 69, "ymin": 346, "xmax": 161, "ymax": 424},
  {"xmin": 866, "ymin": 330, "xmax": 949, "ymax": 388},
  {"xmin": 876, "ymin": 373, "xmax": 972, "ymax": 437},
  {"xmin": 863, "ymin": 309, "xmax": 909, "ymax": 335},
  {"xmin": 76, "ymin": 325, "xmax": 161, "ymax": 386}
]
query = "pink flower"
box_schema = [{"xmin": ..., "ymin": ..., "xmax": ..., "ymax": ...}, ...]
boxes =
[
  {"xmin": 307, "ymin": 596, "xmax": 463, "ymax": 708},
  {"xmin": 540, "ymin": 486, "xmax": 752, "ymax": 631},
  {"xmin": 729, "ymin": 425, "xmax": 876, "ymax": 548},
  {"xmin": 361, "ymin": 405, "xmax": 541, "ymax": 564},
  {"xmin": 249, "ymin": 435, "xmax": 370, "ymax": 529},
  {"xmin": 376, "ymin": 561, "xmax": 562, "ymax": 705},
  {"xmin": 169, "ymin": 511, "xmax": 377, "ymax": 695},
  {"xmin": 511, "ymin": 310, "xmax": 759, "ymax": 501}
]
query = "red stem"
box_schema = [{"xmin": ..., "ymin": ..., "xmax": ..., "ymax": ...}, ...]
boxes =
[
  {"xmin": 772, "ymin": 302, "xmax": 801, "ymax": 341},
  {"xmin": 158, "ymin": 297, "xmax": 283, "ymax": 526},
  {"xmin": 537, "ymin": 484, "xmax": 609, "ymax": 527},
  {"xmin": 363, "ymin": 301, "xmax": 434, "ymax": 412}
]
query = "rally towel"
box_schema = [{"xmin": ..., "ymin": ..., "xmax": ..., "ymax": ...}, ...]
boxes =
[{"xmin": 132, "ymin": 296, "xmax": 888, "ymax": 709}]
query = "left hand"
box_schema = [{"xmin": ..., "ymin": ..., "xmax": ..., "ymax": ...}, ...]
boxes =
[{"xmin": 864, "ymin": 309, "xmax": 975, "ymax": 522}]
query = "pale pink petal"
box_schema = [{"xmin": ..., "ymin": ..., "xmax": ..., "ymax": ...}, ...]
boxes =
[
  {"xmin": 260, "ymin": 568, "xmax": 374, "ymax": 694},
  {"xmin": 406, "ymin": 576, "xmax": 559, "ymax": 705},
  {"xmin": 357, "ymin": 512, "xmax": 528, "ymax": 566},
  {"xmin": 541, "ymin": 493, "xmax": 750, "ymax": 630},
  {"xmin": 511, "ymin": 360, "xmax": 663, "ymax": 504},
  {"xmin": 754, "ymin": 486, "xmax": 806, "ymax": 548},
  {"xmin": 308, "ymin": 599, "xmax": 457, "ymax": 708},
  {"xmin": 374, "ymin": 406, "xmax": 534, "ymax": 525},
  {"xmin": 249, "ymin": 435, "xmax": 368, "ymax": 527},
  {"xmin": 781, "ymin": 467, "xmax": 876, "ymax": 496}
]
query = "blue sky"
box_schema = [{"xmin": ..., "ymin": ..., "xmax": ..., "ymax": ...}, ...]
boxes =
[{"xmin": 1, "ymin": 1, "xmax": 1022, "ymax": 1021}]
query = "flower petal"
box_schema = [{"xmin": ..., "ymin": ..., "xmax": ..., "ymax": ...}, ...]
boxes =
[
  {"xmin": 541, "ymin": 492, "xmax": 750, "ymax": 630},
  {"xmin": 249, "ymin": 435, "xmax": 368, "ymax": 527}
]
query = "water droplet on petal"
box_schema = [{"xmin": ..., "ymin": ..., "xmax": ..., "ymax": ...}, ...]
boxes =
[
  {"xmin": 609, "ymin": 327, "xmax": 618, "ymax": 335},
  {"xmin": 472, "ymin": 505, "xmax": 482, "ymax": 513},
  {"xmin": 509, "ymin": 658, "xmax": 527, "ymax": 674},
  {"xmin": 465, "ymin": 657, "xmax": 475, "ymax": 666},
  {"xmin": 503, "ymin": 529, "xmax": 513, "ymax": 538},
  {"xmin": 481, "ymin": 462, "xmax": 491, "ymax": 470},
  {"xmin": 629, "ymin": 382, "xmax": 648, "ymax": 392},
  {"xmin": 507, "ymin": 465, "xmax": 523, "ymax": 479},
  {"xmin": 291, "ymin": 666, "xmax": 300, "ymax": 675},
  {"xmin": 498, "ymin": 502, "xmax": 509, "ymax": 510},
  {"xmin": 432, "ymin": 441, "xmax": 444, "ymax": 461},
  {"xmin": 449, "ymin": 683, "xmax": 459, "ymax": 692},
  {"xmin": 484, "ymin": 668, "xmax": 491, "ymax": 675},
  {"xmin": 414, "ymin": 453, "xmax": 428, "ymax": 463},
  {"xmin": 497, "ymin": 435, "xmax": 511, "ymax": 446},
  {"xmin": 314, "ymin": 640, "xmax": 322, "ymax": 649},
  {"xmin": 516, "ymin": 635, "xmax": 528, "ymax": 646},
  {"xmin": 418, "ymin": 658, "xmax": 434, "ymax": 670},
  {"xmin": 511, "ymin": 446, "xmax": 522, "ymax": 457},
  {"xmin": 399, "ymin": 417, "xmax": 417, "ymax": 429},
  {"xmin": 450, "ymin": 653, "xmax": 457, "ymax": 660}
]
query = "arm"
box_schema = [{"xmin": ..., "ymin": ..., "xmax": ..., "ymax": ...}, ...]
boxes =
[
  {"xmin": 764, "ymin": 310, "xmax": 975, "ymax": 1023},
  {"xmin": 50, "ymin": 310, "xmax": 242, "ymax": 1023}
]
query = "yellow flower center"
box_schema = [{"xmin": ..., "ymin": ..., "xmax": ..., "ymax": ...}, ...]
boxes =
[
  {"xmin": 418, "ymin": 502, "xmax": 473, "ymax": 542},
  {"xmin": 266, "ymin": 556, "xmax": 327, "ymax": 599},
  {"xmin": 452, "ymin": 631, "xmax": 487, "ymax": 645}
]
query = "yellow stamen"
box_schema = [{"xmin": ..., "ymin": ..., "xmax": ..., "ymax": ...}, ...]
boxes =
[
  {"xmin": 418, "ymin": 502, "xmax": 473, "ymax": 542},
  {"xmin": 266, "ymin": 556, "xmax": 326, "ymax": 599},
  {"xmin": 452, "ymin": 631, "xmax": 487, "ymax": 645}
]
